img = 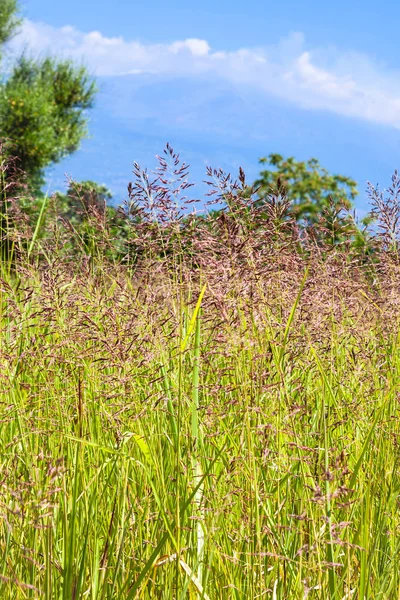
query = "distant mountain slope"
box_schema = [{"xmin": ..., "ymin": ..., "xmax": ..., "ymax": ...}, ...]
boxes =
[{"xmin": 45, "ymin": 73, "xmax": 400, "ymax": 212}]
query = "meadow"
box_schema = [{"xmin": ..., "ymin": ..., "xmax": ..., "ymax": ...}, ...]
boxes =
[{"xmin": 1, "ymin": 155, "xmax": 400, "ymax": 599}]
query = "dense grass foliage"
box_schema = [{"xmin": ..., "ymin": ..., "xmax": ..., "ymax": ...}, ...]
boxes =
[
  {"xmin": 2, "ymin": 149, "xmax": 400, "ymax": 598},
  {"xmin": 1, "ymin": 255, "xmax": 400, "ymax": 599}
]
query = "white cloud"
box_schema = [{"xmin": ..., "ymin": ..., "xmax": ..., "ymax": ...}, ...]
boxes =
[
  {"xmin": 5, "ymin": 20, "xmax": 400, "ymax": 129},
  {"xmin": 170, "ymin": 39, "xmax": 210, "ymax": 56}
]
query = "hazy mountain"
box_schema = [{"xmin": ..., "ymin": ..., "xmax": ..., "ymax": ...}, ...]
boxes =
[{"xmin": 45, "ymin": 73, "xmax": 400, "ymax": 212}]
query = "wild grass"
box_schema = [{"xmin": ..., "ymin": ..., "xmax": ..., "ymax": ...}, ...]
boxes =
[{"xmin": 1, "ymin": 147, "xmax": 400, "ymax": 598}]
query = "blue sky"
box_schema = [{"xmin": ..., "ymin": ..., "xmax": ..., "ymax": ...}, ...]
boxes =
[
  {"xmin": 22, "ymin": 0, "xmax": 400, "ymax": 65},
  {"xmin": 6, "ymin": 0, "xmax": 400, "ymax": 212}
]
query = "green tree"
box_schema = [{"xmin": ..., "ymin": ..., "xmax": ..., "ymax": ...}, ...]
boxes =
[
  {"xmin": 55, "ymin": 180, "xmax": 112, "ymax": 224},
  {"xmin": 254, "ymin": 153, "xmax": 358, "ymax": 224},
  {"xmin": 53, "ymin": 181, "xmax": 131, "ymax": 261},
  {"xmin": 0, "ymin": 3, "xmax": 96, "ymax": 193},
  {"xmin": 0, "ymin": 0, "xmax": 21, "ymax": 50}
]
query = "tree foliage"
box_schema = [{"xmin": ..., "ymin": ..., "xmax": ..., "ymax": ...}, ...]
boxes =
[
  {"xmin": 53, "ymin": 180, "xmax": 131, "ymax": 260},
  {"xmin": 0, "ymin": 3, "xmax": 96, "ymax": 193},
  {"xmin": 254, "ymin": 153, "xmax": 358, "ymax": 223},
  {"xmin": 0, "ymin": 57, "xmax": 96, "ymax": 192},
  {"xmin": 0, "ymin": 0, "xmax": 21, "ymax": 50},
  {"xmin": 56, "ymin": 180, "xmax": 112, "ymax": 224}
]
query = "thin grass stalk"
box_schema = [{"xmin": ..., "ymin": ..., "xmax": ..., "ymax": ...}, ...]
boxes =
[
  {"xmin": 191, "ymin": 308, "xmax": 204, "ymax": 587},
  {"xmin": 27, "ymin": 194, "xmax": 48, "ymax": 260}
]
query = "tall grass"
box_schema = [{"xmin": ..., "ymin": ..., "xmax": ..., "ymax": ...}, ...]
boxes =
[
  {"xmin": 1, "ymin": 148, "xmax": 400, "ymax": 598},
  {"xmin": 1, "ymin": 258, "xmax": 400, "ymax": 598}
]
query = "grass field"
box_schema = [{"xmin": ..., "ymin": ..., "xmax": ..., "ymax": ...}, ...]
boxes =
[{"xmin": 1, "ymin": 247, "xmax": 400, "ymax": 599}]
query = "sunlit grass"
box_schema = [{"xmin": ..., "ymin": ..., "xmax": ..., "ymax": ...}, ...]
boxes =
[{"xmin": 1, "ymin": 255, "xmax": 400, "ymax": 600}]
